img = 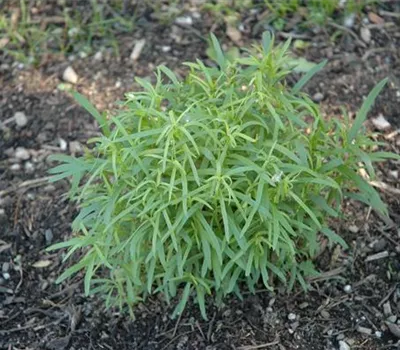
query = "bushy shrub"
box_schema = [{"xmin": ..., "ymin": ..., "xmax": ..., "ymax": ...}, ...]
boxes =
[{"xmin": 49, "ymin": 32, "xmax": 394, "ymax": 319}]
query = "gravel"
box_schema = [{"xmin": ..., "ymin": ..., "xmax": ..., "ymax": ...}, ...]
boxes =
[{"xmin": 14, "ymin": 111, "xmax": 28, "ymax": 127}]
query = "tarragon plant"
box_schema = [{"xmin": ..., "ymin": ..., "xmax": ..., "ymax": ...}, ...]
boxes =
[{"xmin": 48, "ymin": 32, "xmax": 395, "ymax": 319}]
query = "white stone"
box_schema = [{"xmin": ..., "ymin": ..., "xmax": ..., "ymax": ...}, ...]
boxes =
[
  {"xmin": 175, "ymin": 16, "xmax": 193, "ymax": 26},
  {"xmin": 94, "ymin": 51, "xmax": 103, "ymax": 61},
  {"xmin": 10, "ymin": 164, "xmax": 21, "ymax": 172},
  {"xmin": 14, "ymin": 111, "xmax": 28, "ymax": 127},
  {"xmin": 62, "ymin": 66, "xmax": 78, "ymax": 84},
  {"xmin": 15, "ymin": 147, "xmax": 30, "ymax": 160},
  {"xmin": 24, "ymin": 161, "xmax": 34, "ymax": 173},
  {"xmin": 372, "ymin": 114, "xmax": 391, "ymax": 130},
  {"xmin": 344, "ymin": 285, "xmax": 352, "ymax": 293},
  {"xmin": 130, "ymin": 39, "xmax": 146, "ymax": 61},
  {"xmin": 288, "ymin": 313, "xmax": 296, "ymax": 321},
  {"xmin": 360, "ymin": 27, "xmax": 371, "ymax": 43},
  {"xmin": 344, "ymin": 13, "xmax": 355, "ymax": 28},
  {"xmin": 339, "ymin": 340, "xmax": 350, "ymax": 350},
  {"xmin": 59, "ymin": 138, "xmax": 68, "ymax": 151},
  {"xmin": 313, "ymin": 92, "xmax": 324, "ymax": 102}
]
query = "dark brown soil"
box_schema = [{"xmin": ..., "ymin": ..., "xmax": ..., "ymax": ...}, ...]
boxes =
[{"xmin": 1, "ymin": 2, "xmax": 400, "ymax": 350}]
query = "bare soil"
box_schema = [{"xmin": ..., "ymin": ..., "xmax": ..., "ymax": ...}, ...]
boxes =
[{"xmin": 1, "ymin": 2, "xmax": 400, "ymax": 350}]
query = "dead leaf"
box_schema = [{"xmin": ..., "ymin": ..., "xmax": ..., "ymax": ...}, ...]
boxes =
[
  {"xmin": 226, "ymin": 25, "xmax": 242, "ymax": 45},
  {"xmin": 0, "ymin": 37, "xmax": 10, "ymax": 49},
  {"xmin": 11, "ymin": 8, "xmax": 20, "ymax": 30},
  {"xmin": 368, "ymin": 12, "xmax": 384, "ymax": 25},
  {"xmin": 32, "ymin": 260, "xmax": 52, "ymax": 268}
]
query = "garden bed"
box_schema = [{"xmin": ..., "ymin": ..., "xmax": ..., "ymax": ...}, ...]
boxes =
[{"xmin": 1, "ymin": 1, "xmax": 400, "ymax": 349}]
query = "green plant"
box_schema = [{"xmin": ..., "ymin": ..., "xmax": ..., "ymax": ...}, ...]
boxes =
[
  {"xmin": 262, "ymin": 0, "xmax": 378, "ymax": 29},
  {"xmin": 49, "ymin": 32, "xmax": 396, "ymax": 319},
  {"xmin": 0, "ymin": 0, "xmax": 135, "ymax": 63}
]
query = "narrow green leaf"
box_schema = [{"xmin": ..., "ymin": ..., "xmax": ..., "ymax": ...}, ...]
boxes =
[
  {"xmin": 292, "ymin": 60, "xmax": 327, "ymax": 93},
  {"xmin": 348, "ymin": 78, "xmax": 388, "ymax": 141},
  {"xmin": 73, "ymin": 91, "xmax": 110, "ymax": 136}
]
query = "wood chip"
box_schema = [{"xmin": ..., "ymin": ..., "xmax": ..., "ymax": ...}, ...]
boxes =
[
  {"xmin": 357, "ymin": 326, "xmax": 372, "ymax": 335},
  {"xmin": 0, "ymin": 37, "xmax": 10, "ymax": 49},
  {"xmin": 365, "ymin": 251, "xmax": 389, "ymax": 262},
  {"xmin": 368, "ymin": 12, "xmax": 384, "ymax": 25},
  {"xmin": 383, "ymin": 302, "xmax": 392, "ymax": 317}
]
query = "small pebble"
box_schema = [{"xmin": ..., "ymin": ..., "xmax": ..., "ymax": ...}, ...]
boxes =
[
  {"xmin": 93, "ymin": 51, "xmax": 103, "ymax": 61},
  {"xmin": 3, "ymin": 272, "xmax": 10, "ymax": 280},
  {"xmin": 45, "ymin": 229, "xmax": 54, "ymax": 244},
  {"xmin": 59, "ymin": 138, "xmax": 68, "ymax": 151},
  {"xmin": 343, "ymin": 285, "xmax": 352, "ymax": 294},
  {"xmin": 312, "ymin": 92, "xmax": 324, "ymax": 102},
  {"xmin": 387, "ymin": 315, "xmax": 397, "ymax": 323},
  {"xmin": 375, "ymin": 330, "xmax": 382, "ymax": 338},
  {"xmin": 339, "ymin": 340, "xmax": 350, "ymax": 350},
  {"xmin": 62, "ymin": 66, "xmax": 78, "ymax": 84},
  {"xmin": 14, "ymin": 111, "xmax": 28, "ymax": 127},
  {"xmin": 0, "ymin": 209, "xmax": 5, "ymax": 217},
  {"xmin": 10, "ymin": 163, "xmax": 21, "ymax": 172},
  {"xmin": 175, "ymin": 16, "xmax": 193, "ymax": 26},
  {"xmin": 348, "ymin": 225, "xmax": 359, "ymax": 233},
  {"xmin": 44, "ymin": 184, "xmax": 56, "ymax": 193},
  {"xmin": 389, "ymin": 170, "xmax": 398, "ymax": 179},
  {"xmin": 79, "ymin": 51, "xmax": 88, "ymax": 59},
  {"xmin": 15, "ymin": 147, "xmax": 30, "ymax": 160},
  {"xmin": 2, "ymin": 262, "xmax": 9, "ymax": 273},
  {"xmin": 24, "ymin": 161, "xmax": 34, "ymax": 173},
  {"xmin": 288, "ymin": 313, "xmax": 296, "ymax": 321},
  {"xmin": 161, "ymin": 46, "xmax": 171, "ymax": 53},
  {"xmin": 344, "ymin": 13, "xmax": 355, "ymax": 28},
  {"xmin": 371, "ymin": 114, "xmax": 391, "ymax": 130}
]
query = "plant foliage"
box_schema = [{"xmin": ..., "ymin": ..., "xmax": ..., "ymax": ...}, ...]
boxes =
[{"xmin": 49, "ymin": 32, "xmax": 394, "ymax": 319}]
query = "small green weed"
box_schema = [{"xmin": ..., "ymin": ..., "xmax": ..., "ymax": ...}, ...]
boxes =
[
  {"xmin": 48, "ymin": 32, "xmax": 397, "ymax": 319},
  {"xmin": 0, "ymin": 0, "xmax": 135, "ymax": 64}
]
